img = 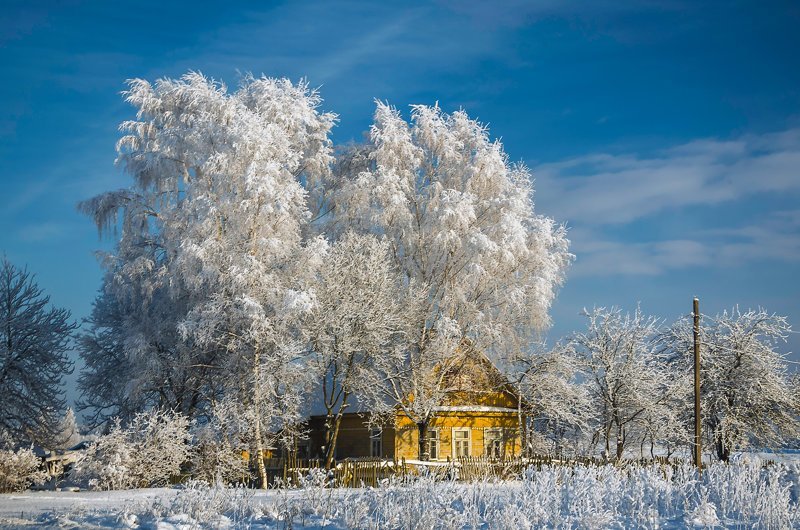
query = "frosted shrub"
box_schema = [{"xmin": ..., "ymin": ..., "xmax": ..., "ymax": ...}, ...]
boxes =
[
  {"xmin": 703, "ymin": 459, "xmax": 799, "ymax": 529},
  {"xmin": 191, "ymin": 430, "xmax": 250, "ymax": 486},
  {"xmin": 0, "ymin": 446, "xmax": 48, "ymax": 492},
  {"xmin": 140, "ymin": 481, "xmax": 255, "ymax": 526},
  {"xmin": 60, "ymin": 460, "xmax": 800, "ymax": 529},
  {"xmin": 70, "ymin": 409, "xmax": 191, "ymax": 490}
]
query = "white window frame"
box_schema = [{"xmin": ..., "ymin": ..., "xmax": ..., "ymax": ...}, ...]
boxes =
[
  {"xmin": 427, "ymin": 428, "xmax": 440, "ymax": 460},
  {"xmin": 370, "ymin": 429, "xmax": 382, "ymax": 458},
  {"xmin": 452, "ymin": 427, "xmax": 471, "ymax": 458},
  {"xmin": 484, "ymin": 428, "xmax": 503, "ymax": 459}
]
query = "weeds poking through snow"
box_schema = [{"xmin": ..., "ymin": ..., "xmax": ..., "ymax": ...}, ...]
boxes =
[{"xmin": 43, "ymin": 461, "xmax": 800, "ymax": 529}]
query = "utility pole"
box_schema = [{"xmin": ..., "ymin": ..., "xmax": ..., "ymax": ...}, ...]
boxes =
[{"xmin": 693, "ymin": 297, "xmax": 702, "ymax": 475}]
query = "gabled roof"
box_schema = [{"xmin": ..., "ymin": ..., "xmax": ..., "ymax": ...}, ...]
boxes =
[
  {"xmin": 306, "ymin": 342, "xmax": 523, "ymax": 419},
  {"xmin": 435, "ymin": 343, "xmax": 520, "ymax": 399}
]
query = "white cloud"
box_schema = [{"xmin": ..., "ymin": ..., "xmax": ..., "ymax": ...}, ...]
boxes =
[
  {"xmin": 535, "ymin": 129, "xmax": 800, "ymax": 225},
  {"xmin": 567, "ymin": 210, "xmax": 800, "ymax": 277}
]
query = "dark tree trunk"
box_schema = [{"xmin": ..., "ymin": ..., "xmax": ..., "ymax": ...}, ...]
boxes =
[
  {"xmin": 417, "ymin": 420, "xmax": 430, "ymax": 461},
  {"xmin": 716, "ymin": 438, "xmax": 730, "ymax": 463}
]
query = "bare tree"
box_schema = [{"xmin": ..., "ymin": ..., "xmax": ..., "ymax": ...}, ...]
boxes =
[
  {"xmin": 665, "ymin": 308, "xmax": 800, "ymax": 461},
  {"xmin": 569, "ymin": 307, "xmax": 675, "ymax": 460},
  {"xmin": 0, "ymin": 258, "xmax": 76, "ymax": 446}
]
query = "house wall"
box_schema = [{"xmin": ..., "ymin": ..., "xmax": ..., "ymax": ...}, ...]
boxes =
[
  {"xmin": 303, "ymin": 355, "xmax": 524, "ymax": 461},
  {"xmin": 306, "ymin": 414, "xmax": 396, "ymax": 460},
  {"xmin": 394, "ymin": 410, "xmax": 520, "ymax": 461}
]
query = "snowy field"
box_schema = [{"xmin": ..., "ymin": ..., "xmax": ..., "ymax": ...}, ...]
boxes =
[{"xmin": 2, "ymin": 458, "xmax": 799, "ymax": 529}]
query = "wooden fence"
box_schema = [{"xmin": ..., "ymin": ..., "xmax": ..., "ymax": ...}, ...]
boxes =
[
  {"xmin": 259, "ymin": 456, "xmax": 411, "ymax": 488},
  {"xmin": 258, "ymin": 454, "xmax": 689, "ymax": 488}
]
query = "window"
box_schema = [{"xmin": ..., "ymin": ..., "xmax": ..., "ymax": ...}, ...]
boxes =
[
  {"xmin": 484, "ymin": 428, "xmax": 503, "ymax": 459},
  {"xmin": 296, "ymin": 440, "xmax": 310, "ymax": 460},
  {"xmin": 453, "ymin": 428, "xmax": 471, "ymax": 458},
  {"xmin": 370, "ymin": 429, "xmax": 382, "ymax": 458},
  {"xmin": 427, "ymin": 429, "xmax": 440, "ymax": 460}
]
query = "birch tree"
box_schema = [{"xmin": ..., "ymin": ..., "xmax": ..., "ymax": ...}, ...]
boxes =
[
  {"xmin": 329, "ymin": 103, "xmax": 572, "ymax": 458},
  {"xmin": 0, "ymin": 258, "xmax": 76, "ymax": 446},
  {"xmin": 308, "ymin": 231, "xmax": 405, "ymax": 468},
  {"xmin": 107, "ymin": 72, "xmax": 335, "ymax": 486}
]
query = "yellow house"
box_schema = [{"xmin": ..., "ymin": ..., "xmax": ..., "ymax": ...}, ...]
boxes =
[{"xmin": 304, "ymin": 348, "xmax": 523, "ymax": 461}]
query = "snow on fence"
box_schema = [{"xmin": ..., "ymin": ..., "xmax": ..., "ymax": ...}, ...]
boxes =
[
  {"xmin": 260, "ymin": 456, "xmax": 411, "ymax": 488},
  {"xmin": 258, "ymin": 454, "xmax": 693, "ymax": 488}
]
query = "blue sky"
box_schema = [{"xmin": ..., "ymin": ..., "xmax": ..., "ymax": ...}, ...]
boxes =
[{"xmin": 1, "ymin": 0, "xmax": 799, "ymax": 405}]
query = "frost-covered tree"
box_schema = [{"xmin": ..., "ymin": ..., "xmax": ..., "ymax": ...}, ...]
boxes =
[
  {"xmin": 70, "ymin": 408, "xmax": 191, "ymax": 490},
  {"xmin": 308, "ymin": 231, "xmax": 406, "ymax": 468},
  {"xmin": 328, "ymin": 103, "xmax": 572, "ymax": 459},
  {"xmin": 52, "ymin": 408, "xmax": 81, "ymax": 451},
  {"xmin": 665, "ymin": 308, "xmax": 800, "ymax": 461},
  {"xmin": 77, "ymin": 112, "xmax": 221, "ymax": 428},
  {"xmin": 76, "ymin": 268, "xmax": 213, "ymax": 429},
  {"xmin": 512, "ymin": 344, "xmax": 591, "ymax": 457},
  {"xmin": 77, "ymin": 290, "xmax": 144, "ymax": 429},
  {"xmin": 0, "ymin": 258, "xmax": 76, "ymax": 446},
  {"xmin": 569, "ymin": 307, "xmax": 677, "ymax": 460},
  {"xmin": 190, "ymin": 400, "xmax": 251, "ymax": 486},
  {"xmin": 80, "ymin": 72, "xmax": 337, "ymax": 487}
]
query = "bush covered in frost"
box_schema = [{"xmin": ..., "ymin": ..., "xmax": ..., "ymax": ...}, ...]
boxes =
[
  {"xmin": 0, "ymin": 445, "xmax": 48, "ymax": 492},
  {"xmin": 66, "ymin": 459, "xmax": 799, "ymax": 529},
  {"xmin": 70, "ymin": 409, "xmax": 191, "ymax": 490},
  {"xmin": 191, "ymin": 431, "xmax": 251, "ymax": 486},
  {"xmin": 189, "ymin": 401, "xmax": 252, "ymax": 486}
]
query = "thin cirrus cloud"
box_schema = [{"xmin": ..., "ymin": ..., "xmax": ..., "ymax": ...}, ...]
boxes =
[
  {"xmin": 16, "ymin": 221, "xmax": 70, "ymax": 243},
  {"xmin": 171, "ymin": 4, "xmax": 492, "ymax": 86},
  {"xmin": 533, "ymin": 129, "xmax": 800, "ymax": 278},
  {"xmin": 534, "ymin": 128, "xmax": 800, "ymax": 226},
  {"xmin": 567, "ymin": 214, "xmax": 800, "ymax": 278}
]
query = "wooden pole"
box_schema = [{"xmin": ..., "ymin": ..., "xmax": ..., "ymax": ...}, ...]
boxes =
[{"xmin": 693, "ymin": 297, "xmax": 702, "ymax": 475}]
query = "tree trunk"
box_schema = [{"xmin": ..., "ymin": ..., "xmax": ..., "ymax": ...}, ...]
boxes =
[
  {"xmin": 253, "ymin": 348, "xmax": 268, "ymax": 489},
  {"xmin": 323, "ymin": 391, "xmax": 350, "ymax": 469},
  {"xmin": 325, "ymin": 411, "xmax": 346, "ymax": 470},
  {"xmin": 716, "ymin": 438, "xmax": 729, "ymax": 463},
  {"xmin": 517, "ymin": 389, "xmax": 527, "ymax": 458},
  {"xmin": 615, "ymin": 424, "xmax": 625, "ymax": 461},
  {"xmin": 323, "ymin": 413, "xmax": 334, "ymax": 463},
  {"xmin": 417, "ymin": 419, "xmax": 430, "ymax": 461}
]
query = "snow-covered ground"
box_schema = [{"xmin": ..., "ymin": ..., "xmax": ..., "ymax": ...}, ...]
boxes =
[{"xmin": 1, "ymin": 459, "xmax": 798, "ymax": 529}]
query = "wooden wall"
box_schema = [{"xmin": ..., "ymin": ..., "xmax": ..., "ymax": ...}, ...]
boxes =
[
  {"xmin": 305, "ymin": 414, "xmax": 396, "ymax": 460},
  {"xmin": 394, "ymin": 411, "xmax": 520, "ymax": 461}
]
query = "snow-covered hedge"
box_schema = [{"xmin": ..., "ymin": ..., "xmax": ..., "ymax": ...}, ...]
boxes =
[
  {"xmin": 70, "ymin": 409, "xmax": 191, "ymax": 490},
  {"xmin": 0, "ymin": 446, "xmax": 48, "ymax": 492}
]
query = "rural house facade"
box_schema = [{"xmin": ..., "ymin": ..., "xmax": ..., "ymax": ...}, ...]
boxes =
[{"xmin": 303, "ymin": 349, "xmax": 523, "ymax": 461}]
